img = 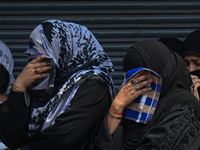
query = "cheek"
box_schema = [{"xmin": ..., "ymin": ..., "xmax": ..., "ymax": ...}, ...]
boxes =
[{"xmin": 189, "ymin": 63, "xmax": 199, "ymax": 72}]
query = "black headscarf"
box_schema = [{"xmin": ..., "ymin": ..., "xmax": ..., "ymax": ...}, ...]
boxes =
[
  {"xmin": 182, "ymin": 29, "xmax": 200, "ymax": 58},
  {"xmin": 123, "ymin": 39, "xmax": 200, "ymax": 149},
  {"xmin": 158, "ymin": 37, "xmax": 183, "ymax": 56}
]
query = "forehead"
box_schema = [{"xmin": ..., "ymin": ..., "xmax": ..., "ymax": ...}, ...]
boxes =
[{"xmin": 184, "ymin": 54, "xmax": 200, "ymax": 60}]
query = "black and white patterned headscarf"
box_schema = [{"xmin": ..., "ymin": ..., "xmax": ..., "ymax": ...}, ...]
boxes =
[{"xmin": 25, "ymin": 19, "xmax": 115, "ymax": 133}]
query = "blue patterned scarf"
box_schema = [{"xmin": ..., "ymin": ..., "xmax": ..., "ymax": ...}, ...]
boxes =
[
  {"xmin": 25, "ymin": 19, "xmax": 115, "ymax": 134},
  {"xmin": 120, "ymin": 67, "xmax": 162, "ymax": 124}
]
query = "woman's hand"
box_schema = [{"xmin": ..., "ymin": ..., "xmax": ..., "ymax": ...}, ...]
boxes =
[
  {"xmin": 112, "ymin": 71, "xmax": 153, "ymax": 113},
  {"xmin": 191, "ymin": 75, "xmax": 200, "ymax": 101},
  {"xmin": 107, "ymin": 71, "xmax": 153, "ymax": 135},
  {"xmin": 13, "ymin": 55, "xmax": 52, "ymax": 92}
]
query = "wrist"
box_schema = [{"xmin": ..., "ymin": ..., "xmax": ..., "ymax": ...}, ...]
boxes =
[
  {"xmin": 12, "ymin": 84, "xmax": 30, "ymax": 107},
  {"xmin": 12, "ymin": 83, "xmax": 27, "ymax": 92},
  {"xmin": 110, "ymin": 100, "xmax": 125, "ymax": 114}
]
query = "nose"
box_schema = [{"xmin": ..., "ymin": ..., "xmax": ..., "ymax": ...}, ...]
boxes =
[{"xmin": 189, "ymin": 64, "xmax": 197, "ymax": 72}]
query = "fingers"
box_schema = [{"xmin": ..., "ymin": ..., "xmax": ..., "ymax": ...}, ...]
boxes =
[
  {"xmin": 132, "ymin": 70, "xmax": 145, "ymax": 79},
  {"xmin": 33, "ymin": 66, "xmax": 51, "ymax": 79},
  {"xmin": 129, "ymin": 72, "xmax": 151, "ymax": 85},
  {"xmin": 191, "ymin": 75, "xmax": 198, "ymax": 79},
  {"xmin": 132, "ymin": 79, "xmax": 152, "ymax": 98},
  {"xmin": 191, "ymin": 75, "xmax": 200, "ymax": 88},
  {"xmin": 35, "ymin": 66, "xmax": 52, "ymax": 74},
  {"xmin": 193, "ymin": 79, "xmax": 200, "ymax": 89},
  {"xmin": 30, "ymin": 55, "xmax": 46, "ymax": 64},
  {"xmin": 127, "ymin": 72, "xmax": 153, "ymax": 94},
  {"xmin": 136, "ymin": 73, "xmax": 151, "ymax": 84},
  {"xmin": 33, "ymin": 62, "xmax": 51, "ymax": 69},
  {"xmin": 35, "ymin": 72, "xmax": 50, "ymax": 79},
  {"xmin": 122, "ymin": 72, "xmax": 153, "ymax": 100},
  {"xmin": 136, "ymin": 78, "xmax": 153, "ymax": 90},
  {"xmin": 13, "ymin": 55, "xmax": 52, "ymax": 90},
  {"xmin": 29, "ymin": 55, "xmax": 51, "ymax": 68},
  {"xmin": 114, "ymin": 72, "xmax": 154, "ymax": 109},
  {"xmin": 27, "ymin": 55, "xmax": 52, "ymax": 75},
  {"xmin": 29, "ymin": 55, "xmax": 52, "ymax": 78},
  {"xmin": 135, "ymin": 84, "xmax": 152, "ymax": 95}
]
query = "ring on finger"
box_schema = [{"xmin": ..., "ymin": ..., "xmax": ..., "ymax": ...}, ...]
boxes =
[
  {"xmin": 192, "ymin": 79, "xmax": 196, "ymax": 84},
  {"xmin": 35, "ymin": 68, "xmax": 39, "ymax": 74},
  {"xmin": 135, "ymin": 84, "xmax": 140, "ymax": 90},
  {"xmin": 131, "ymin": 79, "xmax": 135, "ymax": 84}
]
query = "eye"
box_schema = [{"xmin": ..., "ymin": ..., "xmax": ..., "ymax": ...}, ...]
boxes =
[
  {"xmin": 194, "ymin": 60, "xmax": 200, "ymax": 66},
  {"xmin": 184, "ymin": 60, "xmax": 189, "ymax": 66}
]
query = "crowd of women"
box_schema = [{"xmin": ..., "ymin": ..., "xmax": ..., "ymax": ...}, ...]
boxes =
[{"xmin": 0, "ymin": 19, "xmax": 200, "ymax": 150}]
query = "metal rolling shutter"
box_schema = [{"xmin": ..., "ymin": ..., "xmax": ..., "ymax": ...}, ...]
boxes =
[{"xmin": 0, "ymin": 1, "xmax": 199, "ymax": 90}]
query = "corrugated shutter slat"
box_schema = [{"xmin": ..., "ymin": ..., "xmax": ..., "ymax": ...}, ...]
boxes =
[{"xmin": 0, "ymin": 1, "xmax": 199, "ymax": 89}]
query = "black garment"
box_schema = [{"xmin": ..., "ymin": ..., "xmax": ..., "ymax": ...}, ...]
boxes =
[
  {"xmin": 123, "ymin": 40, "xmax": 200, "ymax": 149},
  {"xmin": 92, "ymin": 40, "xmax": 200, "ymax": 149},
  {"xmin": 0, "ymin": 79, "xmax": 111, "ymax": 150},
  {"xmin": 182, "ymin": 29, "xmax": 200, "ymax": 57},
  {"xmin": 92, "ymin": 102, "xmax": 200, "ymax": 150},
  {"xmin": 158, "ymin": 37, "xmax": 183, "ymax": 56}
]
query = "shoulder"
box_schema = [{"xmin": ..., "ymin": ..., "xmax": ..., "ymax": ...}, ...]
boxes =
[
  {"xmin": 79, "ymin": 79, "xmax": 108, "ymax": 91},
  {"xmin": 71, "ymin": 79, "xmax": 111, "ymax": 105}
]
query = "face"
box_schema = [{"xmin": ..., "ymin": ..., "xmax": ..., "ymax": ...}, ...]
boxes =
[{"xmin": 184, "ymin": 54, "xmax": 200, "ymax": 72}]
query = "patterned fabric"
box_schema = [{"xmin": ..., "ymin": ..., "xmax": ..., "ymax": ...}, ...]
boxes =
[
  {"xmin": 121, "ymin": 67, "xmax": 162, "ymax": 124},
  {"xmin": 25, "ymin": 19, "xmax": 115, "ymax": 133},
  {"xmin": 0, "ymin": 40, "xmax": 15, "ymax": 94}
]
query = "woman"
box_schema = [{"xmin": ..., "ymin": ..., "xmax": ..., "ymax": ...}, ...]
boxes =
[
  {"xmin": 92, "ymin": 40, "xmax": 200, "ymax": 150},
  {"xmin": 181, "ymin": 29, "xmax": 200, "ymax": 101},
  {"xmin": 0, "ymin": 20, "xmax": 115, "ymax": 150},
  {"xmin": 0, "ymin": 40, "xmax": 15, "ymax": 150},
  {"xmin": 158, "ymin": 37, "xmax": 182, "ymax": 56}
]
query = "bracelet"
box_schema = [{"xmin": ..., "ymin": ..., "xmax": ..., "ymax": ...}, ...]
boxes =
[
  {"xmin": 12, "ymin": 85, "xmax": 25, "ymax": 93},
  {"xmin": 109, "ymin": 108, "xmax": 123, "ymax": 115},
  {"xmin": 12, "ymin": 85, "xmax": 30, "ymax": 107},
  {"xmin": 108, "ymin": 111, "xmax": 122, "ymax": 119}
]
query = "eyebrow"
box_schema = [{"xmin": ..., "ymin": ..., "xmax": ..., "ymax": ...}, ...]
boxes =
[
  {"xmin": 184, "ymin": 58, "xmax": 200, "ymax": 61},
  {"xmin": 192, "ymin": 58, "xmax": 200, "ymax": 61}
]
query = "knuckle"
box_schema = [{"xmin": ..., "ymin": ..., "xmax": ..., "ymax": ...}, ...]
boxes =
[
  {"xmin": 26, "ymin": 65, "xmax": 32, "ymax": 69},
  {"xmin": 134, "ymin": 78, "xmax": 138, "ymax": 83},
  {"xmin": 127, "ymin": 82, "xmax": 132, "ymax": 86},
  {"xmin": 141, "ymin": 88, "xmax": 147, "ymax": 92},
  {"xmin": 39, "ymin": 62, "xmax": 44, "ymax": 65},
  {"xmin": 40, "ymin": 74, "xmax": 46, "ymax": 78}
]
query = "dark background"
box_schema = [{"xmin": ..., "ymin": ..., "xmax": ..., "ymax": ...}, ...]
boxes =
[{"xmin": 0, "ymin": 1, "xmax": 199, "ymax": 89}]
